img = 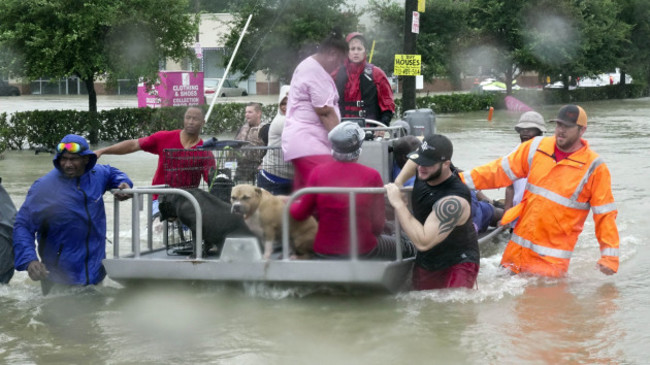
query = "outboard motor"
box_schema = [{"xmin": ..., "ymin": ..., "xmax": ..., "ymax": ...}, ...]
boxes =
[{"xmin": 400, "ymin": 108, "xmax": 436, "ymax": 137}]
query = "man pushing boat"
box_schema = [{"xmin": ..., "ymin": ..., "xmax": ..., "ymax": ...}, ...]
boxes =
[
  {"xmin": 386, "ymin": 134, "xmax": 480, "ymax": 290},
  {"xmin": 459, "ymin": 104, "xmax": 619, "ymax": 277}
]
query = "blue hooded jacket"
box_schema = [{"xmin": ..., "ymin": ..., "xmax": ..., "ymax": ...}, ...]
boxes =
[{"xmin": 13, "ymin": 134, "xmax": 133, "ymax": 285}]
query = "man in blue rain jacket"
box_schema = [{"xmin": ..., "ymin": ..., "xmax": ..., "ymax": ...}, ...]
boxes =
[{"xmin": 13, "ymin": 134, "xmax": 132, "ymax": 291}]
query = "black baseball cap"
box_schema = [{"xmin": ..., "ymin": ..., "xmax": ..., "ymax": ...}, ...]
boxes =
[
  {"xmin": 407, "ymin": 134, "xmax": 453, "ymax": 166},
  {"xmin": 549, "ymin": 104, "xmax": 588, "ymax": 127}
]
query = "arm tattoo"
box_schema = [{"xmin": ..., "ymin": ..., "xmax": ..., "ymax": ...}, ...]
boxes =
[{"xmin": 434, "ymin": 197, "xmax": 463, "ymax": 235}]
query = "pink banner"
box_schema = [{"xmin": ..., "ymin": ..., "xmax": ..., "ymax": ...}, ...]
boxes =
[{"xmin": 137, "ymin": 71, "xmax": 204, "ymax": 108}]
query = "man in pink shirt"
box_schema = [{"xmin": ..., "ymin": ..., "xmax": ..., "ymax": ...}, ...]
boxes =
[{"xmin": 282, "ymin": 29, "xmax": 348, "ymax": 190}]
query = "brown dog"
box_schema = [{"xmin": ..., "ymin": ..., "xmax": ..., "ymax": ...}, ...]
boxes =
[
  {"xmin": 230, "ymin": 184, "xmax": 316, "ymax": 259},
  {"xmin": 158, "ymin": 188, "xmax": 254, "ymax": 257}
]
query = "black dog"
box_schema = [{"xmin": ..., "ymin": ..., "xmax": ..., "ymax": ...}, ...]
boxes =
[
  {"xmin": 208, "ymin": 167, "xmax": 234, "ymax": 204},
  {"xmin": 158, "ymin": 188, "xmax": 254, "ymax": 257}
]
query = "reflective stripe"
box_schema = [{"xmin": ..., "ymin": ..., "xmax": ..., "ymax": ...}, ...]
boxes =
[
  {"xmin": 571, "ymin": 157, "xmax": 604, "ymax": 200},
  {"xmin": 526, "ymin": 184, "xmax": 591, "ymax": 210},
  {"xmin": 500, "ymin": 137, "xmax": 542, "ymax": 184},
  {"xmin": 592, "ymin": 203, "xmax": 617, "ymax": 215},
  {"xmin": 464, "ymin": 172, "xmax": 476, "ymax": 190},
  {"xmin": 511, "ymin": 233, "xmax": 573, "ymax": 259},
  {"xmin": 501, "ymin": 157, "xmax": 517, "ymax": 182},
  {"xmin": 528, "ymin": 136, "xmax": 543, "ymax": 166},
  {"xmin": 601, "ymin": 247, "xmax": 619, "ymax": 257}
]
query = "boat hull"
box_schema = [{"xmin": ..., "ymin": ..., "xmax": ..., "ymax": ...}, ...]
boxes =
[{"xmin": 104, "ymin": 248, "xmax": 415, "ymax": 293}]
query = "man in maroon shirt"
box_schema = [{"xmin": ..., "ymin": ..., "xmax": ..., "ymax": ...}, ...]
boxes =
[
  {"xmin": 290, "ymin": 122, "xmax": 413, "ymax": 260},
  {"xmin": 95, "ymin": 106, "xmax": 215, "ymax": 215}
]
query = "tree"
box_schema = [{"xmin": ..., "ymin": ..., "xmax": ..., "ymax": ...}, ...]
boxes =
[
  {"xmin": 365, "ymin": 0, "xmax": 404, "ymax": 74},
  {"xmin": 467, "ymin": 0, "xmax": 537, "ymax": 95},
  {"xmin": 221, "ymin": 0, "xmax": 360, "ymax": 82},
  {"xmin": 523, "ymin": 0, "xmax": 629, "ymax": 91},
  {"xmin": 0, "ymin": 0, "xmax": 199, "ymax": 115},
  {"xmin": 417, "ymin": 0, "xmax": 472, "ymax": 90},
  {"xmin": 367, "ymin": 0, "xmax": 473, "ymax": 91},
  {"xmin": 616, "ymin": 0, "xmax": 650, "ymax": 88}
]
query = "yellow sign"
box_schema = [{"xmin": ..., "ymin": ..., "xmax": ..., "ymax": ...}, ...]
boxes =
[
  {"xmin": 394, "ymin": 54, "xmax": 422, "ymax": 76},
  {"xmin": 418, "ymin": 0, "xmax": 426, "ymax": 12}
]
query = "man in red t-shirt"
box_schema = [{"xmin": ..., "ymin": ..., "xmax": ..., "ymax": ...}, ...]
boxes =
[
  {"xmin": 290, "ymin": 122, "xmax": 414, "ymax": 260},
  {"xmin": 96, "ymin": 107, "xmax": 215, "ymax": 214}
]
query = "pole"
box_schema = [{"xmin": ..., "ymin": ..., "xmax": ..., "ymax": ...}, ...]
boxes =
[
  {"xmin": 368, "ymin": 40, "xmax": 376, "ymax": 64},
  {"xmin": 205, "ymin": 14, "xmax": 253, "ymax": 122},
  {"xmin": 402, "ymin": 0, "xmax": 418, "ymax": 112}
]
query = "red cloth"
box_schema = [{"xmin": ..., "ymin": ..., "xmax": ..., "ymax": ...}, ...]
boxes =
[
  {"xmin": 553, "ymin": 144, "xmax": 572, "ymax": 162},
  {"xmin": 138, "ymin": 130, "xmax": 215, "ymax": 198},
  {"xmin": 290, "ymin": 161, "xmax": 385, "ymax": 255},
  {"xmin": 343, "ymin": 59, "xmax": 364, "ymax": 107},
  {"xmin": 412, "ymin": 262, "xmax": 479, "ymax": 290},
  {"xmin": 290, "ymin": 154, "xmax": 335, "ymax": 191},
  {"xmin": 336, "ymin": 58, "xmax": 396, "ymax": 115},
  {"xmin": 371, "ymin": 65, "xmax": 396, "ymax": 114}
]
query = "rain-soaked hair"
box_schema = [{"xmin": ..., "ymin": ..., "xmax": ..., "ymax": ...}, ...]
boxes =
[{"xmin": 318, "ymin": 27, "xmax": 348, "ymax": 54}]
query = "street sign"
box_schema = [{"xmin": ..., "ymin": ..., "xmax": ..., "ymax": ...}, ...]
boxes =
[
  {"xmin": 416, "ymin": 75, "xmax": 424, "ymax": 89},
  {"xmin": 194, "ymin": 42, "xmax": 203, "ymax": 59},
  {"xmin": 412, "ymin": 12, "xmax": 420, "ymax": 34},
  {"xmin": 394, "ymin": 54, "xmax": 421, "ymax": 76},
  {"xmin": 418, "ymin": 0, "xmax": 426, "ymax": 12}
]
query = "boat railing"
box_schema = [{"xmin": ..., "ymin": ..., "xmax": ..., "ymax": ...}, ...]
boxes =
[
  {"xmin": 112, "ymin": 185, "xmax": 504, "ymax": 262},
  {"xmin": 283, "ymin": 186, "xmax": 407, "ymax": 262},
  {"xmin": 111, "ymin": 186, "xmax": 205, "ymax": 259},
  {"xmin": 111, "ymin": 185, "xmax": 412, "ymax": 263}
]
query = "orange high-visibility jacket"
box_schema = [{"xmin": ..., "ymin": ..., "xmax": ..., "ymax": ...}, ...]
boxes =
[{"xmin": 460, "ymin": 136, "xmax": 619, "ymax": 277}]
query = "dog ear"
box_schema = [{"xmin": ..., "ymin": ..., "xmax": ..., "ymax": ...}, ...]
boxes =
[{"xmin": 255, "ymin": 187, "xmax": 262, "ymax": 197}]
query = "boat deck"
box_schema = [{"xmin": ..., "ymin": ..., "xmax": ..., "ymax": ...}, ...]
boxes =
[{"xmin": 104, "ymin": 245, "xmax": 415, "ymax": 293}]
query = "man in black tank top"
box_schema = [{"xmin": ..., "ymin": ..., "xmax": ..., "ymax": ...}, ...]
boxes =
[{"xmin": 385, "ymin": 134, "xmax": 480, "ymax": 290}]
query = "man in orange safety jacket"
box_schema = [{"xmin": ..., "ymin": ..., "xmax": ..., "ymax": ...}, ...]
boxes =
[{"xmin": 460, "ymin": 104, "xmax": 619, "ymax": 277}]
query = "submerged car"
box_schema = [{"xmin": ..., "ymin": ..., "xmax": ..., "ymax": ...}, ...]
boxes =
[
  {"xmin": 0, "ymin": 80, "xmax": 20, "ymax": 96},
  {"xmin": 204, "ymin": 78, "xmax": 248, "ymax": 99}
]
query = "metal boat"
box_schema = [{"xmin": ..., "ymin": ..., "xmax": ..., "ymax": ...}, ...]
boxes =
[
  {"xmin": 103, "ymin": 186, "xmax": 505, "ymax": 293},
  {"xmin": 103, "ymin": 116, "xmax": 506, "ymax": 293}
]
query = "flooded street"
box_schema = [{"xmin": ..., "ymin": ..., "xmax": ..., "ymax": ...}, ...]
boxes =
[{"xmin": 1, "ymin": 95, "xmax": 649, "ymax": 364}]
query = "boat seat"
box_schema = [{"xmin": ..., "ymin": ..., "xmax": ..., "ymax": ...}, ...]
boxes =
[{"xmin": 220, "ymin": 237, "xmax": 262, "ymax": 262}]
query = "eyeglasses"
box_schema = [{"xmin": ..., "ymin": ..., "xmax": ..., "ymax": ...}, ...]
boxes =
[{"xmin": 57, "ymin": 142, "xmax": 86, "ymax": 154}]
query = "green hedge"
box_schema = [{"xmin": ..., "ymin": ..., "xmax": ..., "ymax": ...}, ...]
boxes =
[
  {"xmin": 0, "ymin": 84, "xmax": 646, "ymax": 154},
  {"xmin": 0, "ymin": 103, "xmax": 279, "ymax": 152},
  {"xmin": 0, "ymin": 112, "xmax": 7, "ymax": 155},
  {"xmin": 394, "ymin": 93, "xmax": 497, "ymax": 116},
  {"xmin": 503, "ymin": 84, "xmax": 649, "ymax": 108}
]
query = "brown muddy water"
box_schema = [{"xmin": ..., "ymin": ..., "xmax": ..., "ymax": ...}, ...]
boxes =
[{"xmin": 0, "ymin": 95, "xmax": 649, "ymax": 364}]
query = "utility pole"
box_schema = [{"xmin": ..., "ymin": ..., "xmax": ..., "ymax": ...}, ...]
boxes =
[{"xmin": 402, "ymin": 0, "xmax": 418, "ymax": 112}]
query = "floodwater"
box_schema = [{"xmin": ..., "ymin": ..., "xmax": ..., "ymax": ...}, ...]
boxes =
[{"xmin": 1, "ymin": 95, "xmax": 649, "ymax": 364}]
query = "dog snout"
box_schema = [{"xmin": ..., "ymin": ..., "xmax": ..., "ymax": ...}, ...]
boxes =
[{"xmin": 231, "ymin": 202, "xmax": 243, "ymax": 215}]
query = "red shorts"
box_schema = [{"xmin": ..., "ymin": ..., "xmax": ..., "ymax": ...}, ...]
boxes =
[
  {"xmin": 412, "ymin": 262, "xmax": 479, "ymax": 291},
  {"xmin": 291, "ymin": 155, "xmax": 335, "ymax": 191}
]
